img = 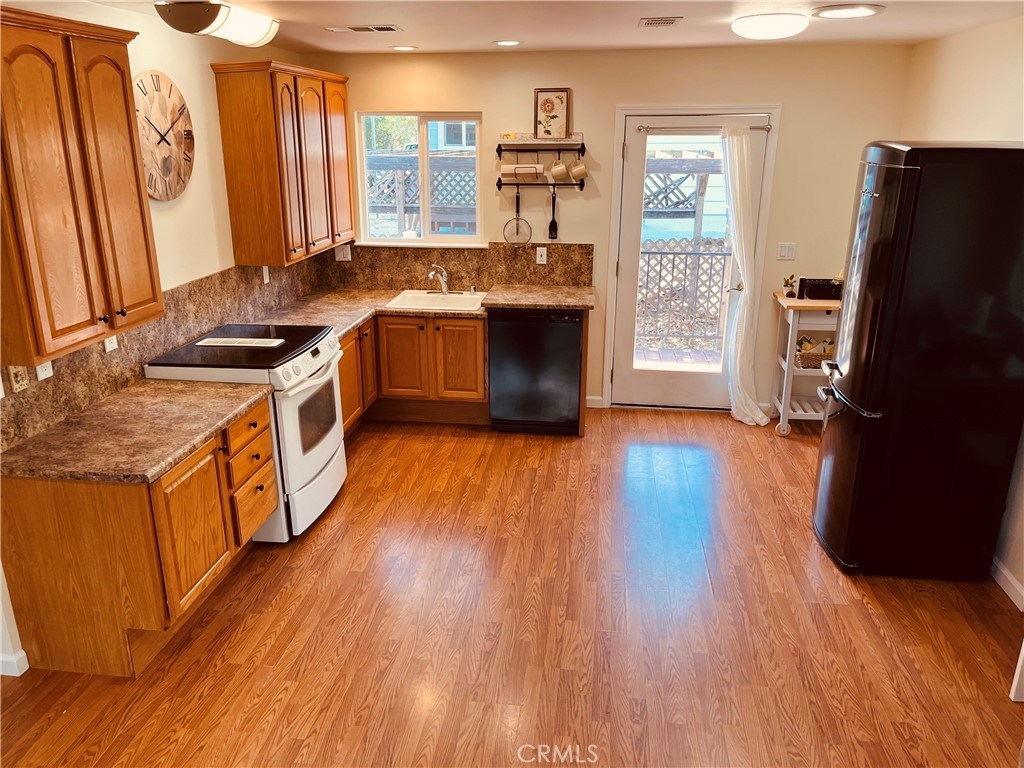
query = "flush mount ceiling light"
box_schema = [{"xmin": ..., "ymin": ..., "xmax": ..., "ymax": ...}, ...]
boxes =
[
  {"xmin": 731, "ymin": 13, "xmax": 810, "ymax": 40},
  {"xmin": 390, "ymin": 45, "xmax": 418, "ymax": 51},
  {"xmin": 154, "ymin": 1, "xmax": 279, "ymax": 47},
  {"xmin": 812, "ymin": 4, "xmax": 886, "ymax": 19},
  {"xmin": 494, "ymin": 40, "xmax": 520, "ymax": 47}
]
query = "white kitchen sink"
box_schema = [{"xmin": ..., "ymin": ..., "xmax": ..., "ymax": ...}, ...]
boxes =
[{"xmin": 385, "ymin": 289, "xmax": 486, "ymax": 312}]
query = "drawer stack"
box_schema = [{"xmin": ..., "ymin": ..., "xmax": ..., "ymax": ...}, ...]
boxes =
[{"xmin": 222, "ymin": 400, "xmax": 279, "ymax": 545}]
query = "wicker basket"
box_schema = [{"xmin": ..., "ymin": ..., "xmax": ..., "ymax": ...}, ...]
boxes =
[{"xmin": 795, "ymin": 351, "xmax": 832, "ymax": 369}]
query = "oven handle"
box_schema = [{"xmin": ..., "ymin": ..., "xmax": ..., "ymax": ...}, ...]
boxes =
[{"xmin": 276, "ymin": 349, "xmax": 342, "ymax": 399}]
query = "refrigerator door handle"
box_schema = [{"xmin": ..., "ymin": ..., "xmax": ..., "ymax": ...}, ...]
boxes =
[{"xmin": 830, "ymin": 384, "xmax": 883, "ymax": 419}]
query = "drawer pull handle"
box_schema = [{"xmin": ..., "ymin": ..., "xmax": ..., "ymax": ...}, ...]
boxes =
[
  {"xmin": 251, "ymin": 452, "xmax": 261, "ymax": 461},
  {"xmin": 256, "ymin": 484, "xmax": 266, "ymax": 492},
  {"xmin": 116, "ymin": 308, "xmax": 127, "ymax": 317},
  {"xmin": 249, "ymin": 420, "xmax": 259, "ymax": 428}
]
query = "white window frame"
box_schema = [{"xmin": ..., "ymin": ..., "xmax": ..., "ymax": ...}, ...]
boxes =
[{"xmin": 355, "ymin": 111, "xmax": 483, "ymax": 247}]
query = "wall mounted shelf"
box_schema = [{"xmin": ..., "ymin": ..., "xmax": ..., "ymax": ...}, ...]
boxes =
[
  {"xmin": 495, "ymin": 178, "xmax": 585, "ymax": 191},
  {"xmin": 496, "ymin": 132, "xmax": 586, "ymax": 160}
]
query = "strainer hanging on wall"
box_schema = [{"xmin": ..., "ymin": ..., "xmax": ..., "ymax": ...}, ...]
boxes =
[{"xmin": 502, "ymin": 187, "xmax": 532, "ymax": 245}]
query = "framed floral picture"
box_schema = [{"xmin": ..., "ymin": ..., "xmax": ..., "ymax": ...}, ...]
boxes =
[{"xmin": 534, "ymin": 88, "xmax": 571, "ymax": 140}]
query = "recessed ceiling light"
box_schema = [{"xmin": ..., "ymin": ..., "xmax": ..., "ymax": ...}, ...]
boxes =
[
  {"xmin": 731, "ymin": 13, "xmax": 810, "ymax": 40},
  {"xmin": 494, "ymin": 40, "xmax": 520, "ymax": 47},
  {"xmin": 812, "ymin": 4, "xmax": 885, "ymax": 19},
  {"xmin": 390, "ymin": 45, "xmax": 417, "ymax": 51}
]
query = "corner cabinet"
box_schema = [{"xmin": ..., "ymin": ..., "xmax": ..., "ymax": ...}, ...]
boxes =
[
  {"xmin": 212, "ymin": 61, "xmax": 356, "ymax": 267},
  {"xmin": 0, "ymin": 8, "xmax": 163, "ymax": 366}
]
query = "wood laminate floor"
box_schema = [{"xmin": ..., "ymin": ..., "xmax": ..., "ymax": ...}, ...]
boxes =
[{"xmin": 2, "ymin": 409, "xmax": 1021, "ymax": 767}]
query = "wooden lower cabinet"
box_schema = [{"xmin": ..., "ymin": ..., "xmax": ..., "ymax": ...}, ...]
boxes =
[
  {"xmin": 378, "ymin": 315, "xmax": 486, "ymax": 402},
  {"xmin": 338, "ymin": 319, "xmax": 380, "ymax": 435},
  {"xmin": 0, "ymin": 397, "xmax": 278, "ymax": 677}
]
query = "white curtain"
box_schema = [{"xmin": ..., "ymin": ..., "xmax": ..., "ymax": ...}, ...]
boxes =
[{"xmin": 722, "ymin": 126, "xmax": 769, "ymax": 426}]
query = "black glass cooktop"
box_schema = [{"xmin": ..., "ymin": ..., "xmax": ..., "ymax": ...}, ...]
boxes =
[{"xmin": 147, "ymin": 324, "xmax": 333, "ymax": 370}]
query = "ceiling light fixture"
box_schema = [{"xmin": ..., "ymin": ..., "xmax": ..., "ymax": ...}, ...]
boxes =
[
  {"xmin": 812, "ymin": 4, "xmax": 885, "ymax": 19},
  {"xmin": 390, "ymin": 45, "xmax": 418, "ymax": 51},
  {"xmin": 154, "ymin": 1, "xmax": 279, "ymax": 47},
  {"xmin": 494, "ymin": 40, "xmax": 520, "ymax": 47},
  {"xmin": 730, "ymin": 13, "xmax": 809, "ymax": 40}
]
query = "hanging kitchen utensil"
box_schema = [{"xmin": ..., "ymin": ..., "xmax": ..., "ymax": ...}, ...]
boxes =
[
  {"xmin": 548, "ymin": 187, "xmax": 558, "ymax": 240},
  {"xmin": 502, "ymin": 187, "xmax": 532, "ymax": 245}
]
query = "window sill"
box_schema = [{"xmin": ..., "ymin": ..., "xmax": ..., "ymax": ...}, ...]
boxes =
[{"xmin": 355, "ymin": 241, "xmax": 489, "ymax": 250}]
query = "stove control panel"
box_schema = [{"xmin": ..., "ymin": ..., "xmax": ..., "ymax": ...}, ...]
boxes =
[{"xmin": 268, "ymin": 327, "xmax": 338, "ymax": 391}]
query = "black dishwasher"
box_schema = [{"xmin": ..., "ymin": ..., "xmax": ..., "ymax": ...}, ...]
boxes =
[{"xmin": 488, "ymin": 309, "xmax": 582, "ymax": 435}]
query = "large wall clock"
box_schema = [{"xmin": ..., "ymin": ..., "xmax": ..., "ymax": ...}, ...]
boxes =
[{"xmin": 133, "ymin": 69, "xmax": 194, "ymax": 201}]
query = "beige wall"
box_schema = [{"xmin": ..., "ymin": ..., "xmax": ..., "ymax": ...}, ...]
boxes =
[
  {"xmin": 6, "ymin": 1, "xmax": 306, "ymax": 289},
  {"xmin": 899, "ymin": 15, "xmax": 1024, "ymax": 606},
  {"xmin": 308, "ymin": 44, "xmax": 911, "ymax": 403}
]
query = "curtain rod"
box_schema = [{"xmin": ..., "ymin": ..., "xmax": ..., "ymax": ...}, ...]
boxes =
[{"xmin": 637, "ymin": 121, "xmax": 772, "ymax": 134}]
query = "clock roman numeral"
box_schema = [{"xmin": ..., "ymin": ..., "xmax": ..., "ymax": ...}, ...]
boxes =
[
  {"xmin": 178, "ymin": 103, "xmax": 186, "ymax": 117},
  {"xmin": 151, "ymin": 73, "xmax": 161, "ymax": 91},
  {"xmin": 136, "ymin": 81, "xmax": 147, "ymax": 97},
  {"xmin": 183, "ymin": 151, "xmax": 192, "ymax": 164}
]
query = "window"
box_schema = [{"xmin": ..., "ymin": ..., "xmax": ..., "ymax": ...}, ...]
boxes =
[{"xmin": 359, "ymin": 113, "xmax": 481, "ymax": 242}]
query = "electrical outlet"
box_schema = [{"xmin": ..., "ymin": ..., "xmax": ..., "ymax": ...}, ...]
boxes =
[
  {"xmin": 262, "ymin": 266, "xmax": 270, "ymax": 285},
  {"xmin": 336, "ymin": 243, "xmax": 352, "ymax": 262},
  {"xmin": 35, "ymin": 361, "xmax": 53, "ymax": 381},
  {"xmin": 536, "ymin": 246, "xmax": 548, "ymax": 265},
  {"xmin": 8, "ymin": 366, "xmax": 29, "ymax": 393},
  {"xmin": 104, "ymin": 335, "xmax": 118, "ymax": 352},
  {"xmin": 778, "ymin": 242, "xmax": 797, "ymax": 261}
]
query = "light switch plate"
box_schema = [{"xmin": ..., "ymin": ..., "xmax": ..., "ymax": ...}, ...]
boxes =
[
  {"xmin": 536, "ymin": 246, "xmax": 548, "ymax": 265},
  {"xmin": 262, "ymin": 266, "xmax": 270, "ymax": 285},
  {"xmin": 8, "ymin": 366, "xmax": 29, "ymax": 393},
  {"xmin": 104, "ymin": 335, "xmax": 118, "ymax": 352},
  {"xmin": 336, "ymin": 243, "xmax": 352, "ymax": 262},
  {"xmin": 35, "ymin": 361, "xmax": 53, "ymax": 381},
  {"xmin": 778, "ymin": 242, "xmax": 797, "ymax": 261}
]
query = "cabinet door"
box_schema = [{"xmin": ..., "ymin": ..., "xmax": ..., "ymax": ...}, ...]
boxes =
[
  {"xmin": 295, "ymin": 76, "xmax": 332, "ymax": 254},
  {"xmin": 378, "ymin": 316, "xmax": 431, "ymax": 398},
  {"xmin": 432, "ymin": 318, "xmax": 487, "ymax": 401},
  {"xmin": 359, "ymin": 319, "xmax": 379, "ymax": 409},
  {"xmin": 149, "ymin": 438, "xmax": 232, "ymax": 622},
  {"xmin": 0, "ymin": 26, "xmax": 109, "ymax": 356},
  {"xmin": 324, "ymin": 80, "xmax": 355, "ymax": 244},
  {"xmin": 69, "ymin": 37, "xmax": 163, "ymax": 329},
  {"xmin": 271, "ymin": 72, "xmax": 306, "ymax": 262},
  {"xmin": 338, "ymin": 329, "xmax": 363, "ymax": 434}
]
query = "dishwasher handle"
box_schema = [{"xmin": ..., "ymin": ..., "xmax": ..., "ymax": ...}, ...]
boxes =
[{"xmin": 488, "ymin": 309, "xmax": 582, "ymax": 324}]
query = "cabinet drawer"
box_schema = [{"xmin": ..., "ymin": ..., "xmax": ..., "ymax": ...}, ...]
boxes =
[
  {"xmin": 225, "ymin": 428, "xmax": 272, "ymax": 488},
  {"xmin": 225, "ymin": 399, "xmax": 271, "ymax": 455},
  {"xmin": 231, "ymin": 459, "xmax": 278, "ymax": 546}
]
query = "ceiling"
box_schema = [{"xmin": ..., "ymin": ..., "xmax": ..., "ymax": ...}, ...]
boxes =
[{"xmin": 110, "ymin": 1, "xmax": 1024, "ymax": 54}]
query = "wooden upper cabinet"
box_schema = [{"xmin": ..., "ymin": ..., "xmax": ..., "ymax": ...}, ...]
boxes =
[
  {"xmin": 296, "ymin": 76, "xmax": 332, "ymax": 253},
  {"xmin": 149, "ymin": 437, "xmax": 233, "ymax": 622},
  {"xmin": 69, "ymin": 37, "xmax": 162, "ymax": 329},
  {"xmin": 378, "ymin": 316, "xmax": 432, "ymax": 399},
  {"xmin": 212, "ymin": 62, "xmax": 354, "ymax": 267},
  {"xmin": 324, "ymin": 80, "xmax": 355, "ymax": 244},
  {"xmin": 433, "ymin": 318, "xmax": 486, "ymax": 401},
  {"xmin": 271, "ymin": 72, "xmax": 307, "ymax": 263},
  {"xmin": 0, "ymin": 25, "xmax": 109, "ymax": 358},
  {"xmin": 0, "ymin": 8, "xmax": 164, "ymax": 366}
]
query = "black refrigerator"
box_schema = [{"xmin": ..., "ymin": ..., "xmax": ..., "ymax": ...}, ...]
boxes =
[{"xmin": 813, "ymin": 142, "xmax": 1024, "ymax": 579}]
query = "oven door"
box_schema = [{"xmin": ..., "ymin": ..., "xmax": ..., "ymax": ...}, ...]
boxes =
[{"xmin": 274, "ymin": 350, "xmax": 344, "ymax": 493}]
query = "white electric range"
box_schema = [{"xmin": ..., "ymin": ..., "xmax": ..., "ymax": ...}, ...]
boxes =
[{"xmin": 145, "ymin": 324, "xmax": 346, "ymax": 541}]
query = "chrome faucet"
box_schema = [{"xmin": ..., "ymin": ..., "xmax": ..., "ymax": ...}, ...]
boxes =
[{"xmin": 427, "ymin": 263, "xmax": 449, "ymax": 294}]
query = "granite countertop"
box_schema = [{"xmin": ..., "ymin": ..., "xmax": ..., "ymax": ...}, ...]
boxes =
[
  {"xmin": 482, "ymin": 284, "xmax": 596, "ymax": 310},
  {"xmin": 260, "ymin": 289, "xmax": 400, "ymax": 337},
  {"xmin": 1, "ymin": 380, "xmax": 274, "ymax": 484}
]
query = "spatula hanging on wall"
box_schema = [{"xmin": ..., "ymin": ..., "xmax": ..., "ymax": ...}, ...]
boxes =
[{"xmin": 548, "ymin": 187, "xmax": 558, "ymax": 241}]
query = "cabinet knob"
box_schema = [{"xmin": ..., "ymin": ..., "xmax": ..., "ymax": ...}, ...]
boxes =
[
  {"xmin": 219, "ymin": 444, "xmax": 229, "ymax": 453},
  {"xmin": 334, "ymin": 232, "xmax": 342, "ymax": 238},
  {"xmin": 290, "ymin": 247, "xmax": 301, "ymax": 254},
  {"xmin": 250, "ymin": 420, "xmax": 259, "ymax": 429},
  {"xmin": 252, "ymin": 452, "xmax": 261, "ymax": 461},
  {"xmin": 435, "ymin": 325, "xmax": 440, "ymax": 331},
  {"xmin": 116, "ymin": 308, "xmax": 127, "ymax": 317},
  {"xmin": 418, "ymin": 325, "xmax": 424, "ymax": 331},
  {"xmin": 98, "ymin": 315, "xmax": 110, "ymax": 323},
  {"xmin": 309, "ymin": 239, "xmax": 321, "ymax": 247},
  {"xmin": 256, "ymin": 484, "xmax": 266, "ymax": 492}
]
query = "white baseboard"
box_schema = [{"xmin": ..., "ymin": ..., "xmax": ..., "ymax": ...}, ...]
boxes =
[
  {"xmin": 992, "ymin": 556, "xmax": 1024, "ymax": 611},
  {"xmin": 1, "ymin": 649, "xmax": 28, "ymax": 677},
  {"xmin": 586, "ymin": 395, "xmax": 606, "ymax": 409}
]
